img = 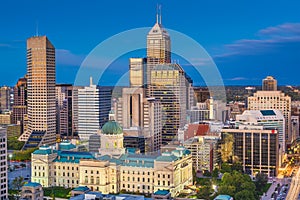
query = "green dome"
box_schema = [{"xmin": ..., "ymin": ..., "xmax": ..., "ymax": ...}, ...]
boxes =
[{"xmin": 102, "ymin": 120, "xmax": 123, "ymax": 134}]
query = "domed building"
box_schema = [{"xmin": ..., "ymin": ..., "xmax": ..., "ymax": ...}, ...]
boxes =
[{"xmin": 98, "ymin": 112, "xmax": 125, "ymax": 157}]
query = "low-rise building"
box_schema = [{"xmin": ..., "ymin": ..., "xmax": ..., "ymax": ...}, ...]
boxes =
[
  {"xmin": 21, "ymin": 182, "xmax": 43, "ymax": 200},
  {"xmin": 31, "ymin": 120, "xmax": 193, "ymax": 197},
  {"xmin": 183, "ymin": 135, "xmax": 220, "ymax": 172}
]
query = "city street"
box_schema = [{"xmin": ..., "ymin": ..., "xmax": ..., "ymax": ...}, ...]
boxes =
[
  {"xmin": 8, "ymin": 162, "xmax": 31, "ymax": 189},
  {"xmin": 286, "ymin": 167, "xmax": 300, "ymax": 200}
]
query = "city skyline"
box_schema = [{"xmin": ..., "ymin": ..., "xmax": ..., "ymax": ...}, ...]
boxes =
[{"xmin": 1, "ymin": 1, "xmax": 300, "ymax": 86}]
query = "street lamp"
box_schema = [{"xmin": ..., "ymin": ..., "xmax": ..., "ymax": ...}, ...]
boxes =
[{"xmin": 8, "ymin": 153, "xmax": 12, "ymax": 170}]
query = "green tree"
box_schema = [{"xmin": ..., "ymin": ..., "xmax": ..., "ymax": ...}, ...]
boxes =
[
  {"xmin": 255, "ymin": 172, "xmax": 268, "ymax": 192},
  {"xmin": 11, "ymin": 176, "xmax": 25, "ymax": 200},
  {"xmin": 203, "ymin": 170, "xmax": 212, "ymax": 177},
  {"xmin": 235, "ymin": 190, "xmax": 256, "ymax": 200},
  {"xmin": 218, "ymin": 170, "xmax": 257, "ymax": 199},
  {"xmin": 212, "ymin": 168, "xmax": 219, "ymax": 178},
  {"xmin": 197, "ymin": 185, "xmax": 213, "ymax": 200},
  {"xmin": 220, "ymin": 133, "xmax": 234, "ymax": 162},
  {"xmin": 232, "ymin": 161, "xmax": 243, "ymax": 172},
  {"xmin": 11, "ymin": 176, "xmax": 24, "ymax": 191},
  {"xmin": 218, "ymin": 185, "xmax": 236, "ymax": 197},
  {"xmin": 220, "ymin": 163, "xmax": 232, "ymax": 173}
]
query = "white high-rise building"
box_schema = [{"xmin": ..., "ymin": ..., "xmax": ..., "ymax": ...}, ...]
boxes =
[
  {"xmin": 248, "ymin": 91, "xmax": 291, "ymax": 145},
  {"xmin": 236, "ymin": 109, "xmax": 285, "ymax": 163},
  {"xmin": 78, "ymin": 78, "xmax": 100, "ymax": 141},
  {"xmin": 0, "ymin": 127, "xmax": 7, "ymax": 200}
]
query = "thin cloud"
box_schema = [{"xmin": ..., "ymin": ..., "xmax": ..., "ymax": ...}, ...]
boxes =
[
  {"xmin": 56, "ymin": 49, "xmax": 85, "ymax": 66},
  {"xmin": 214, "ymin": 22, "xmax": 300, "ymax": 59},
  {"xmin": 226, "ymin": 77, "xmax": 248, "ymax": 81},
  {"xmin": 0, "ymin": 43, "xmax": 12, "ymax": 48},
  {"xmin": 180, "ymin": 57, "xmax": 212, "ymax": 67}
]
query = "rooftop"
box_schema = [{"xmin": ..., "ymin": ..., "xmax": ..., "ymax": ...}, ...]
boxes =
[
  {"xmin": 72, "ymin": 186, "xmax": 90, "ymax": 192},
  {"xmin": 214, "ymin": 195, "xmax": 233, "ymax": 200},
  {"xmin": 54, "ymin": 151, "xmax": 94, "ymax": 163},
  {"xmin": 153, "ymin": 190, "xmax": 170, "ymax": 195},
  {"xmin": 102, "ymin": 120, "xmax": 123, "ymax": 135},
  {"xmin": 23, "ymin": 182, "xmax": 41, "ymax": 187}
]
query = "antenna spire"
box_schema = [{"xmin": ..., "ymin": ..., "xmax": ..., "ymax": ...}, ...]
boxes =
[
  {"xmin": 159, "ymin": 5, "xmax": 162, "ymax": 24},
  {"xmin": 36, "ymin": 20, "xmax": 39, "ymax": 36},
  {"xmin": 156, "ymin": 4, "xmax": 159, "ymax": 23}
]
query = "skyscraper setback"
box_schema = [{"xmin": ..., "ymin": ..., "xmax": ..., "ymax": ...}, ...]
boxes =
[{"xmin": 19, "ymin": 36, "xmax": 56, "ymax": 148}]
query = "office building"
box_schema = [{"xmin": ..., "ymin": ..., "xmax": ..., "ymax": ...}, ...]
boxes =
[
  {"xmin": 193, "ymin": 87, "xmax": 210, "ymax": 103},
  {"xmin": 98, "ymin": 87, "xmax": 112, "ymax": 128},
  {"xmin": 149, "ymin": 63, "xmax": 188, "ymax": 144},
  {"xmin": 262, "ymin": 76, "xmax": 277, "ymax": 91},
  {"xmin": 0, "ymin": 112, "xmax": 11, "ymax": 125},
  {"xmin": 248, "ymin": 90, "xmax": 291, "ymax": 144},
  {"xmin": 129, "ymin": 58, "xmax": 147, "ymax": 88},
  {"xmin": 12, "ymin": 77, "xmax": 27, "ymax": 133},
  {"xmin": 187, "ymin": 103, "xmax": 210, "ymax": 124},
  {"xmin": 291, "ymin": 116, "xmax": 299, "ymax": 143},
  {"xmin": 184, "ymin": 135, "xmax": 220, "ymax": 172},
  {"xmin": 222, "ymin": 125, "xmax": 279, "ymax": 177},
  {"xmin": 56, "ymin": 84, "xmax": 73, "ymax": 139},
  {"xmin": 116, "ymin": 88, "xmax": 162, "ymax": 152},
  {"xmin": 0, "ymin": 86, "xmax": 12, "ymax": 113},
  {"xmin": 0, "ymin": 127, "xmax": 7, "ymax": 200},
  {"xmin": 19, "ymin": 36, "xmax": 56, "ymax": 148},
  {"xmin": 236, "ymin": 110, "xmax": 285, "ymax": 151},
  {"xmin": 78, "ymin": 78, "xmax": 100, "ymax": 141},
  {"xmin": 72, "ymin": 86, "xmax": 84, "ymax": 138}
]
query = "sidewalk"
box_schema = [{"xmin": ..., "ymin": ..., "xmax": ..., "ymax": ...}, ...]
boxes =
[{"xmin": 261, "ymin": 181, "xmax": 277, "ymax": 200}]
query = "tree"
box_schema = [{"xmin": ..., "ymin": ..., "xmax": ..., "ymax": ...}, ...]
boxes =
[
  {"xmin": 218, "ymin": 170, "xmax": 256, "ymax": 199},
  {"xmin": 220, "ymin": 133, "xmax": 234, "ymax": 162},
  {"xmin": 255, "ymin": 172, "xmax": 268, "ymax": 192},
  {"xmin": 218, "ymin": 185, "xmax": 236, "ymax": 197},
  {"xmin": 235, "ymin": 190, "xmax": 256, "ymax": 200},
  {"xmin": 197, "ymin": 185, "xmax": 213, "ymax": 200},
  {"xmin": 212, "ymin": 168, "xmax": 219, "ymax": 179},
  {"xmin": 232, "ymin": 162, "xmax": 243, "ymax": 173},
  {"xmin": 221, "ymin": 163, "xmax": 232, "ymax": 173},
  {"xmin": 11, "ymin": 176, "xmax": 24, "ymax": 191},
  {"xmin": 203, "ymin": 170, "xmax": 212, "ymax": 177}
]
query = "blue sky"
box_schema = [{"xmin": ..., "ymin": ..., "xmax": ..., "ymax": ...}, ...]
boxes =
[{"xmin": 1, "ymin": 0, "xmax": 300, "ymax": 86}]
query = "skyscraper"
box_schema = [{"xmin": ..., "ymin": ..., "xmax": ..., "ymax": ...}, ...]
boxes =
[
  {"xmin": 116, "ymin": 88, "xmax": 162, "ymax": 152},
  {"xmin": 248, "ymin": 91, "xmax": 291, "ymax": 144},
  {"xmin": 129, "ymin": 58, "xmax": 147, "ymax": 88},
  {"xmin": 262, "ymin": 76, "xmax": 277, "ymax": 91},
  {"xmin": 149, "ymin": 64, "xmax": 188, "ymax": 144},
  {"xmin": 78, "ymin": 78, "xmax": 100, "ymax": 141},
  {"xmin": 146, "ymin": 11, "xmax": 171, "ymax": 86},
  {"xmin": 12, "ymin": 77, "xmax": 27, "ymax": 132},
  {"xmin": 56, "ymin": 84, "xmax": 73, "ymax": 139},
  {"xmin": 19, "ymin": 36, "xmax": 56, "ymax": 147},
  {"xmin": 0, "ymin": 86, "xmax": 12, "ymax": 113}
]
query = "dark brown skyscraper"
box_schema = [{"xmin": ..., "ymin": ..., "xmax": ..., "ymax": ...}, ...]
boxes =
[{"xmin": 12, "ymin": 76, "xmax": 27, "ymax": 132}]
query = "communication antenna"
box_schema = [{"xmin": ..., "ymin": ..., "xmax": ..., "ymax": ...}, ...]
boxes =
[
  {"xmin": 36, "ymin": 20, "xmax": 39, "ymax": 36},
  {"xmin": 159, "ymin": 4, "xmax": 162, "ymax": 24}
]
